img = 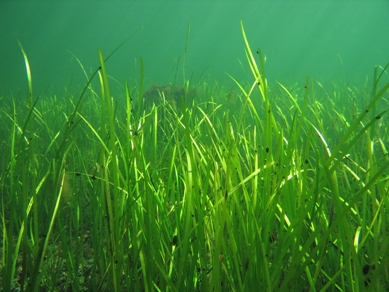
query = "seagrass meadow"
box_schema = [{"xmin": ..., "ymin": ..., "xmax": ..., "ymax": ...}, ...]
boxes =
[{"xmin": 1, "ymin": 22, "xmax": 389, "ymax": 292}]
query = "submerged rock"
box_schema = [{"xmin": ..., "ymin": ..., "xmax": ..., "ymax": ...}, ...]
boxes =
[{"xmin": 143, "ymin": 84, "xmax": 197, "ymax": 109}]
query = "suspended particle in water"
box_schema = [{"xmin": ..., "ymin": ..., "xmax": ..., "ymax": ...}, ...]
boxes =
[
  {"xmin": 172, "ymin": 235, "xmax": 178, "ymax": 246},
  {"xmin": 363, "ymin": 264, "xmax": 371, "ymax": 275}
]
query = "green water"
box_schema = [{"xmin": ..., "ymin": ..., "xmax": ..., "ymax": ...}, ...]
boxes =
[{"xmin": 1, "ymin": 1, "xmax": 388, "ymax": 96}]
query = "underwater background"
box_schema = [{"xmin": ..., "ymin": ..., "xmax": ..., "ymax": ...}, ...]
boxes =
[
  {"xmin": 1, "ymin": 1, "xmax": 389, "ymax": 291},
  {"xmin": 1, "ymin": 0, "xmax": 389, "ymax": 96}
]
